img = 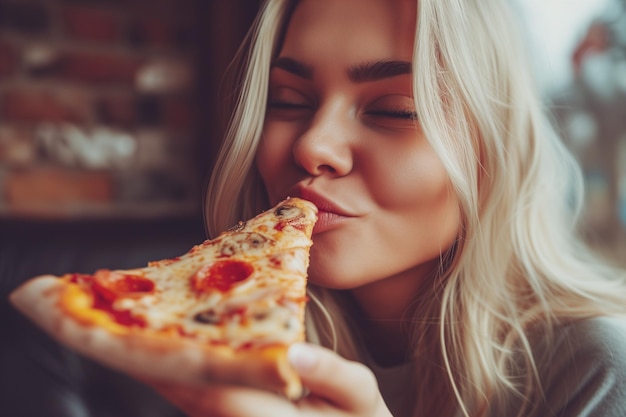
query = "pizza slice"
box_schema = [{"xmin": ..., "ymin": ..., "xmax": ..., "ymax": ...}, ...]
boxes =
[{"xmin": 9, "ymin": 197, "xmax": 318, "ymax": 400}]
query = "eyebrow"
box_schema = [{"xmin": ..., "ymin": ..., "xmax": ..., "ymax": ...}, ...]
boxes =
[
  {"xmin": 271, "ymin": 57, "xmax": 314, "ymax": 79},
  {"xmin": 348, "ymin": 60, "xmax": 412, "ymax": 82},
  {"xmin": 271, "ymin": 57, "xmax": 412, "ymax": 83}
]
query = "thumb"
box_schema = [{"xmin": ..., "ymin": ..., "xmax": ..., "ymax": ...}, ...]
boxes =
[{"xmin": 288, "ymin": 343, "xmax": 389, "ymax": 414}]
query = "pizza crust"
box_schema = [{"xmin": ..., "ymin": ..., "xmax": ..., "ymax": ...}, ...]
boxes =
[{"xmin": 10, "ymin": 275, "xmax": 302, "ymax": 399}]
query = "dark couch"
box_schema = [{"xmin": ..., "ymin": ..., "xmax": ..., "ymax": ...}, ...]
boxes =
[{"xmin": 1, "ymin": 217, "xmax": 205, "ymax": 417}]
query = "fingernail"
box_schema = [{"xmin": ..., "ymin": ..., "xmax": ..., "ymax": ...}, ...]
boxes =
[{"xmin": 288, "ymin": 343, "xmax": 319, "ymax": 372}]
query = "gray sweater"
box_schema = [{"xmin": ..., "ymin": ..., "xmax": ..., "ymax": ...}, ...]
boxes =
[{"xmin": 371, "ymin": 316, "xmax": 626, "ymax": 417}]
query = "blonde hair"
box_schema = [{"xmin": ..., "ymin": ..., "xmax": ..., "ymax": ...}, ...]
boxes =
[
  {"xmin": 204, "ymin": 0, "xmax": 291, "ymax": 232},
  {"xmin": 205, "ymin": 1, "xmax": 626, "ymax": 416}
]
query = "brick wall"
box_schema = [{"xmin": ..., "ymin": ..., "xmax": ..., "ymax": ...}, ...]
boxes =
[{"xmin": 0, "ymin": 0, "xmax": 206, "ymax": 219}]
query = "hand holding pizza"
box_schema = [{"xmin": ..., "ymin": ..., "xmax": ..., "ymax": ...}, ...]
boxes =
[{"xmin": 148, "ymin": 343, "xmax": 393, "ymax": 417}]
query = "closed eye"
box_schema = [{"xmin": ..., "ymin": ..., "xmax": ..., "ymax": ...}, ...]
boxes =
[
  {"xmin": 367, "ymin": 108, "xmax": 418, "ymax": 121},
  {"xmin": 266, "ymin": 85, "xmax": 315, "ymax": 117},
  {"xmin": 267, "ymin": 100, "xmax": 312, "ymax": 110},
  {"xmin": 266, "ymin": 94, "xmax": 314, "ymax": 121}
]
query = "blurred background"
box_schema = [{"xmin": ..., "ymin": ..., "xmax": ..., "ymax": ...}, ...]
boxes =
[
  {"xmin": 0, "ymin": 0, "xmax": 261, "ymax": 222},
  {"xmin": 0, "ymin": 0, "xmax": 624, "ymax": 261},
  {"xmin": 515, "ymin": 0, "xmax": 626, "ymax": 265},
  {"xmin": 0, "ymin": 0, "xmax": 624, "ymax": 416},
  {"xmin": 0, "ymin": 2, "xmax": 261, "ymax": 416}
]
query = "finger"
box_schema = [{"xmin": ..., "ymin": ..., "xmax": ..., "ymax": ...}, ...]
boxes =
[{"xmin": 288, "ymin": 343, "xmax": 386, "ymax": 413}]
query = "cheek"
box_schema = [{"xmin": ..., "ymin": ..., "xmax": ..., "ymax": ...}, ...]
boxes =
[
  {"xmin": 255, "ymin": 139, "xmax": 273, "ymax": 183},
  {"xmin": 255, "ymin": 126, "xmax": 293, "ymax": 201},
  {"xmin": 366, "ymin": 145, "xmax": 451, "ymax": 209},
  {"xmin": 368, "ymin": 145, "xmax": 461, "ymax": 256}
]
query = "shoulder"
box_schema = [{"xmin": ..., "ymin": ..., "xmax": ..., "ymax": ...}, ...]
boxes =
[
  {"xmin": 532, "ymin": 316, "xmax": 626, "ymax": 417},
  {"xmin": 543, "ymin": 316, "xmax": 626, "ymax": 372}
]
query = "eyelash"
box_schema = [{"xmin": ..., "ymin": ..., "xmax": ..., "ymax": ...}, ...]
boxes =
[
  {"xmin": 267, "ymin": 100, "xmax": 418, "ymax": 121},
  {"xmin": 267, "ymin": 100, "xmax": 311, "ymax": 110},
  {"xmin": 367, "ymin": 109, "xmax": 418, "ymax": 121}
]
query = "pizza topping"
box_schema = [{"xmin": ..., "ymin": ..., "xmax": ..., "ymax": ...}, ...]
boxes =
[
  {"xmin": 193, "ymin": 309, "xmax": 221, "ymax": 325},
  {"xmin": 65, "ymin": 271, "xmax": 153, "ymax": 328},
  {"xmin": 274, "ymin": 204, "xmax": 303, "ymax": 220},
  {"xmin": 274, "ymin": 203, "xmax": 312, "ymax": 232},
  {"xmin": 252, "ymin": 311, "xmax": 269, "ymax": 321},
  {"xmin": 227, "ymin": 220, "xmax": 246, "ymax": 232},
  {"xmin": 92, "ymin": 270, "xmax": 155, "ymax": 303},
  {"xmin": 92, "ymin": 298, "xmax": 147, "ymax": 328},
  {"xmin": 219, "ymin": 232, "xmax": 270, "ymax": 256},
  {"xmin": 68, "ymin": 273, "xmax": 94, "ymax": 285},
  {"xmin": 192, "ymin": 260, "xmax": 255, "ymax": 293}
]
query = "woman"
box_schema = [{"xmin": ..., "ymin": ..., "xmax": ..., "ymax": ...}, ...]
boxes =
[{"xmin": 152, "ymin": 0, "xmax": 626, "ymax": 416}]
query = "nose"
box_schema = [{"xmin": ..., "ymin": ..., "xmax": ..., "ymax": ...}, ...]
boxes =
[{"xmin": 292, "ymin": 105, "xmax": 354, "ymax": 177}]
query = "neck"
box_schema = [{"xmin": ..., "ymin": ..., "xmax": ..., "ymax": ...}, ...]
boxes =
[{"xmin": 348, "ymin": 260, "xmax": 439, "ymax": 366}]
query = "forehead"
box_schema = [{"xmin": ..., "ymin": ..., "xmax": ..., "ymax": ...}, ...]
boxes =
[{"xmin": 280, "ymin": 0, "xmax": 417, "ymax": 63}]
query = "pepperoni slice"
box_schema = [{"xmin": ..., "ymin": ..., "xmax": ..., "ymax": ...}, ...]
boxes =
[
  {"xmin": 67, "ymin": 270, "xmax": 151, "ymax": 328},
  {"xmin": 92, "ymin": 270, "xmax": 155, "ymax": 303},
  {"xmin": 68, "ymin": 273, "xmax": 94, "ymax": 285},
  {"xmin": 192, "ymin": 260, "xmax": 254, "ymax": 293},
  {"xmin": 92, "ymin": 300, "xmax": 147, "ymax": 328}
]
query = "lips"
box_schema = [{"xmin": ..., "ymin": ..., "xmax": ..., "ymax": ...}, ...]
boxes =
[{"xmin": 285, "ymin": 186, "xmax": 356, "ymax": 234}]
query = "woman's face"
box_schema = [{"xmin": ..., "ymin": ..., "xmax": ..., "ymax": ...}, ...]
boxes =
[{"xmin": 256, "ymin": 0, "xmax": 460, "ymax": 292}]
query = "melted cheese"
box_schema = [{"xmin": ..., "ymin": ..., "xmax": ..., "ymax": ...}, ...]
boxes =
[{"xmin": 69, "ymin": 198, "xmax": 317, "ymax": 349}]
